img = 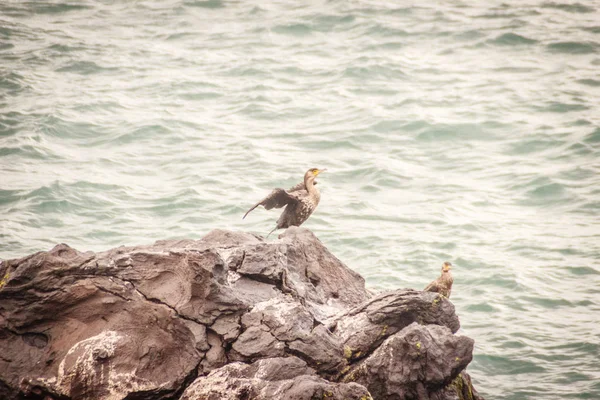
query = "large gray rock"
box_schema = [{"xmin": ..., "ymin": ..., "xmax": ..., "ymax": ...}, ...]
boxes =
[
  {"xmin": 0, "ymin": 227, "xmax": 484, "ymax": 400},
  {"xmin": 330, "ymin": 290, "xmax": 460, "ymax": 363},
  {"xmin": 0, "ymin": 245, "xmax": 200, "ymax": 400},
  {"xmin": 229, "ymin": 297, "xmax": 346, "ymax": 374},
  {"xmin": 180, "ymin": 356, "xmax": 371, "ymax": 400},
  {"xmin": 341, "ymin": 323, "xmax": 474, "ymax": 400},
  {"xmin": 430, "ymin": 371, "xmax": 485, "ymax": 400}
]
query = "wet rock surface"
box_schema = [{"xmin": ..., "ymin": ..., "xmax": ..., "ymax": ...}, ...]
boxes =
[{"xmin": 0, "ymin": 227, "xmax": 483, "ymax": 400}]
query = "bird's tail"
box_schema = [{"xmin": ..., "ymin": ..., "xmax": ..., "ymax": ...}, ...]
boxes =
[{"xmin": 266, "ymin": 226, "xmax": 277, "ymax": 238}]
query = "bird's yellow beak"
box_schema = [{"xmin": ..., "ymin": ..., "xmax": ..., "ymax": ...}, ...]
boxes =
[{"xmin": 314, "ymin": 168, "xmax": 327, "ymax": 176}]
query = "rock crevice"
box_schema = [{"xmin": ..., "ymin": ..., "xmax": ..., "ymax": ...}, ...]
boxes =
[{"xmin": 0, "ymin": 227, "xmax": 483, "ymax": 400}]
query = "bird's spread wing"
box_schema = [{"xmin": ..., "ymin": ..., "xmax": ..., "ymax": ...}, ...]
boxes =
[
  {"xmin": 288, "ymin": 182, "xmax": 305, "ymax": 192},
  {"xmin": 288, "ymin": 181, "xmax": 317, "ymax": 192},
  {"xmin": 424, "ymin": 280, "xmax": 440, "ymax": 293},
  {"xmin": 243, "ymin": 188, "xmax": 299, "ymax": 219}
]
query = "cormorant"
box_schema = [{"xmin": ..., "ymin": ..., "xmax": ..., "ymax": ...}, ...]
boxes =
[
  {"xmin": 243, "ymin": 168, "xmax": 326, "ymax": 237},
  {"xmin": 424, "ymin": 261, "xmax": 454, "ymax": 298}
]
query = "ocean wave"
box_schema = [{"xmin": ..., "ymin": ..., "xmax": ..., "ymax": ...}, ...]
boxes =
[
  {"xmin": 488, "ymin": 32, "xmax": 538, "ymax": 46},
  {"xmin": 55, "ymin": 60, "xmax": 120, "ymax": 75},
  {"xmin": 546, "ymin": 41, "xmax": 599, "ymax": 54},
  {"xmin": 542, "ymin": 2, "xmax": 595, "ymax": 14}
]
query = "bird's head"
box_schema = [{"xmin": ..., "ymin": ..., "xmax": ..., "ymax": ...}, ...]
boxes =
[
  {"xmin": 442, "ymin": 262, "xmax": 452, "ymax": 272},
  {"xmin": 304, "ymin": 168, "xmax": 326, "ymax": 183}
]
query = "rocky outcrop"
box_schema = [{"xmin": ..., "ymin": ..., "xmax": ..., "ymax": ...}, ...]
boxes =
[{"xmin": 0, "ymin": 227, "xmax": 483, "ymax": 400}]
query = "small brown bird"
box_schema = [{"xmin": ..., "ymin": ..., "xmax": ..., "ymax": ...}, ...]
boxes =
[
  {"xmin": 424, "ymin": 261, "xmax": 454, "ymax": 298},
  {"xmin": 243, "ymin": 168, "xmax": 326, "ymax": 237}
]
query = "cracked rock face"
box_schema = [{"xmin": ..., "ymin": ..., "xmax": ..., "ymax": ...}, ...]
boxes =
[
  {"xmin": 341, "ymin": 323, "xmax": 474, "ymax": 400},
  {"xmin": 329, "ymin": 290, "xmax": 461, "ymax": 364},
  {"xmin": 0, "ymin": 244, "xmax": 200, "ymax": 400},
  {"xmin": 180, "ymin": 356, "xmax": 371, "ymax": 400},
  {"xmin": 0, "ymin": 227, "xmax": 483, "ymax": 400}
]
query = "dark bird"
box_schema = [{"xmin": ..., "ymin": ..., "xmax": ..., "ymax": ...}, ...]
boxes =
[
  {"xmin": 424, "ymin": 261, "xmax": 454, "ymax": 298},
  {"xmin": 243, "ymin": 168, "xmax": 326, "ymax": 237}
]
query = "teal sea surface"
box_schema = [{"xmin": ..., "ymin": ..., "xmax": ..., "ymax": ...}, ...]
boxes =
[{"xmin": 1, "ymin": 1, "xmax": 599, "ymax": 398}]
